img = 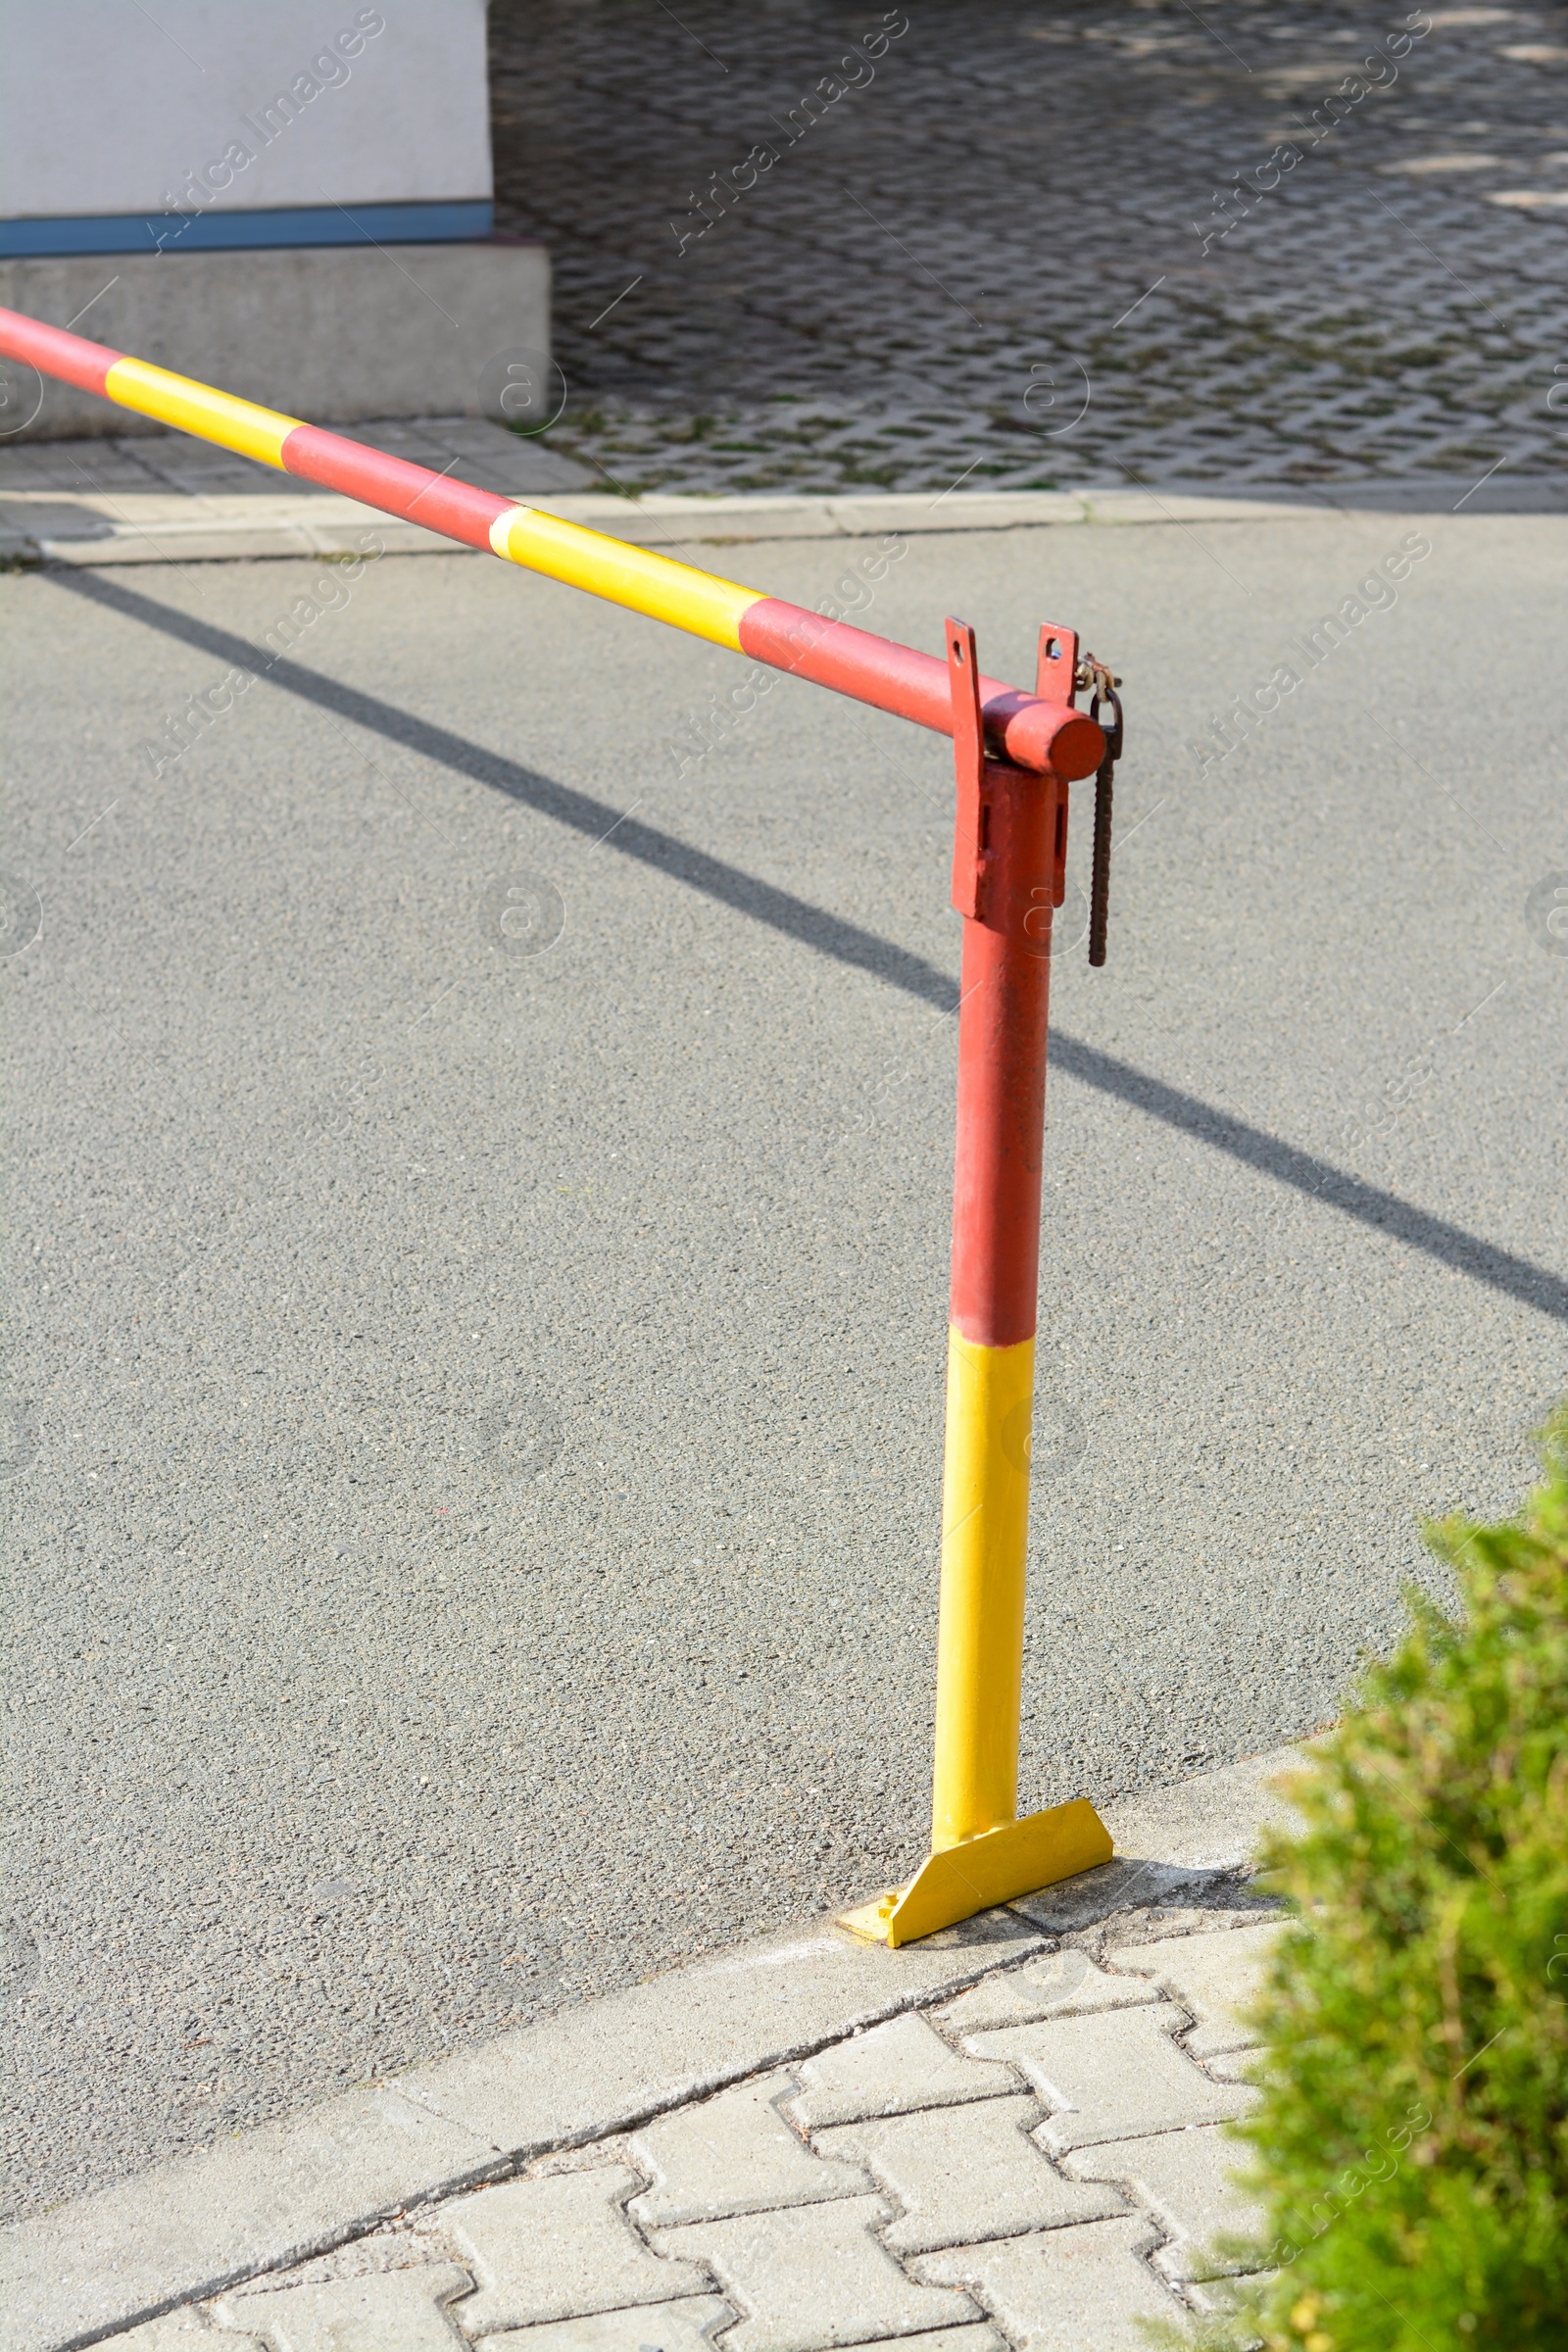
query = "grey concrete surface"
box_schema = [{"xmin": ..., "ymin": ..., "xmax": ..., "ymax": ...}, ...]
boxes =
[
  {"xmin": 0, "ymin": 242, "xmax": 551, "ymax": 439},
  {"xmin": 0, "ymin": 1907, "xmax": 1037, "ymax": 2352},
  {"xmin": 9, "ymin": 473, "xmax": 1568, "ymax": 571},
  {"xmin": 0, "ymin": 416, "xmax": 590, "ymax": 568},
  {"xmin": 43, "ymin": 1775, "xmax": 1283, "ymax": 2352},
  {"xmin": 0, "ymin": 1743, "xmax": 1283, "ymax": 2349},
  {"xmin": 2, "ymin": 507, "xmax": 1565, "ymax": 2227}
]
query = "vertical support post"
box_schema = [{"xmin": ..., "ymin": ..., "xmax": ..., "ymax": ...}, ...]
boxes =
[
  {"xmin": 932, "ymin": 619, "xmax": 1055, "ymax": 1850},
  {"xmin": 839, "ymin": 617, "xmax": 1111, "ymax": 1949}
]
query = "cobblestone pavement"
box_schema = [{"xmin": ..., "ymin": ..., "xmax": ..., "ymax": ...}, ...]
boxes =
[
  {"xmin": 96, "ymin": 1898, "xmax": 1286, "ymax": 2352},
  {"xmin": 489, "ymin": 0, "xmax": 1568, "ymax": 494}
]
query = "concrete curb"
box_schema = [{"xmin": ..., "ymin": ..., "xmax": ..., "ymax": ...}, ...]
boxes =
[
  {"xmin": 3, "ymin": 476, "xmax": 1562, "ymax": 567},
  {"xmin": 0, "ymin": 1743, "xmax": 1308, "ymax": 2352}
]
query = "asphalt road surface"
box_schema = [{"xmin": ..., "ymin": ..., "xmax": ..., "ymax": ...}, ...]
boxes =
[{"xmin": 3, "ymin": 503, "xmax": 1565, "ymax": 2216}]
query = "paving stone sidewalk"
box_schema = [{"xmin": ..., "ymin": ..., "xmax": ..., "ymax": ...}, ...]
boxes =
[
  {"xmin": 5, "ymin": 422, "xmax": 1555, "ymax": 573},
  {"xmin": 491, "ymin": 0, "xmax": 1568, "ymax": 496},
  {"xmin": 0, "ymin": 418, "xmax": 590, "ymax": 567},
  {"xmin": 4, "ymin": 1753, "xmax": 1302, "ymax": 2352},
  {"xmin": 99, "ymin": 1917, "xmax": 1281, "ymax": 2352}
]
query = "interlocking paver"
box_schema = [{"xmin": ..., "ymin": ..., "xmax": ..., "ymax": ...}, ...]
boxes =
[
  {"xmin": 965, "ymin": 2006, "xmax": 1255, "ymax": 2152},
  {"xmin": 1205, "ymin": 2048, "xmax": 1265, "ymax": 2085},
  {"xmin": 1008, "ymin": 1862, "xmax": 1273, "ymax": 1938},
  {"xmin": 443, "ymin": 2170, "xmax": 708, "ymax": 2333},
  {"xmin": 468, "ymin": 2296, "xmax": 734, "ymax": 2352},
  {"xmin": 815, "ymin": 2092, "xmax": 1128, "ymax": 2256},
  {"xmin": 938, "ymin": 1949, "xmax": 1162, "ymax": 2036},
  {"xmin": 1065, "ymin": 2123, "xmax": 1267, "ymax": 2279},
  {"xmin": 627, "ymin": 2066, "xmax": 871, "ymax": 2227},
  {"xmin": 913, "ymin": 2217, "xmax": 1187, "ymax": 2351},
  {"xmin": 650, "ymin": 2193, "xmax": 976, "ymax": 2352},
  {"xmin": 1187, "ymin": 2273, "xmax": 1270, "ymax": 2319},
  {"xmin": 475, "ymin": 2323, "xmax": 1005, "ymax": 2352},
  {"xmin": 105, "ymin": 2317, "xmax": 262, "ymax": 2350},
  {"xmin": 215, "ymin": 2264, "xmax": 472, "ymax": 2350},
  {"xmin": 1102, "ymin": 1923, "xmax": 1288, "ymax": 2058},
  {"xmin": 492, "ymin": 1, "xmax": 1568, "ymax": 494},
  {"xmin": 784, "ymin": 2010, "xmax": 1018, "ymax": 2131},
  {"xmin": 822, "ymin": 2335, "xmax": 1005, "ymax": 2352}
]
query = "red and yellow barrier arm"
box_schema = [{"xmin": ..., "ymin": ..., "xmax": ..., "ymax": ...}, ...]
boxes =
[{"xmin": 0, "ymin": 307, "xmax": 1103, "ymax": 785}]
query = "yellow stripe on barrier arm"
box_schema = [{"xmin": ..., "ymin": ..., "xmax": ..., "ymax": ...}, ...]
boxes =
[
  {"xmin": 103, "ymin": 357, "xmax": 304, "ymax": 469},
  {"xmin": 489, "ymin": 505, "xmax": 758, "ymax": 651}
]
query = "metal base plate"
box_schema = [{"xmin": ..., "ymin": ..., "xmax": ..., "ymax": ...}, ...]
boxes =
[{"xmin": 837, "ymin": 1797, "xmax": 1112, "ymax": 1948}]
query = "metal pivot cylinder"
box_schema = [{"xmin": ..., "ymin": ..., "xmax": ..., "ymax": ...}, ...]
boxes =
[{"xmin": 932, "ymin": 618, "xmax": 1062, "ymax": 1851}]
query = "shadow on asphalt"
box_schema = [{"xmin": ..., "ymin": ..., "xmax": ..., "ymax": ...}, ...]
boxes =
[{"xmin": 52, "ymin": 564, "xmax": 1568, "ymax": 1332}]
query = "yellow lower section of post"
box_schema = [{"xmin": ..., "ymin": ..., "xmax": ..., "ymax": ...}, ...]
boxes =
[
  {"xmin": 932, "ymin": 1328, "xmax": 1036, "ymax": 1849},
  {"xmin": 836, "ymin": 1326, "xmax": 1111, "ymax": 1946},
  {"xmin": 839, "ymin": 1799, "xmax": 1112, "ymax": 1947}
]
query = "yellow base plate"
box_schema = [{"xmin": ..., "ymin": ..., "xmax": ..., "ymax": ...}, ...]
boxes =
[{"xmin": 837, "ymin": 1797, "xmax": 1112, "ymax": 1948}]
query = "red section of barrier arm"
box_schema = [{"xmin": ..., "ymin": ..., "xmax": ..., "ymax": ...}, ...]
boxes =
[
  {"xmin": 280, "ymin": 425, "xmax": 513, "ymax": 553},
  {"xmin": 0, "ymin": 310, "xmax": 510, "ymax": 550},
  {"xmin": 0, "ymin": 305, "xmax": 119, "ymax": 397},
  {"xmin": 0, "ymin": 306, "xmax": 1107, "ymax": 780},
  {"xmin": 738, "ymin": 599, "xmax": 1104, "ymax": 780}
]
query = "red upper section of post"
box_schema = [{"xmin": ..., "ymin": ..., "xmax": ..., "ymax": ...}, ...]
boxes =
[
  {"xmin": 948, "ymin": 763, "xmax": 1058, "ymax": 1348},
  {"xmin": 944, "ymin": 622, "xmax": 1061, "ymax": 1349}
]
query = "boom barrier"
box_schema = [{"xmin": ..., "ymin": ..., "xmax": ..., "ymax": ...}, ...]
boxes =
[
  {"xmin": 0, "ymin": 308, "xmax": 1101, "ymax": 780},
  {"xmin": 1, "ymin": 305, "xmax": 1122, "ymax": 1944}
]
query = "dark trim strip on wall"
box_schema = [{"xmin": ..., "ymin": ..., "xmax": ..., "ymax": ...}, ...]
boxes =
[{"xmin": 0, "ymin": 200, "xmax": 495, "ymax": 257}]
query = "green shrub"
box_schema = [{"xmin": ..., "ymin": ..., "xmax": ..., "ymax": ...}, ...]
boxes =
[{"xmin": 1202, "ymin": 1406, "xmax": 1568, "ymax": 2351}]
